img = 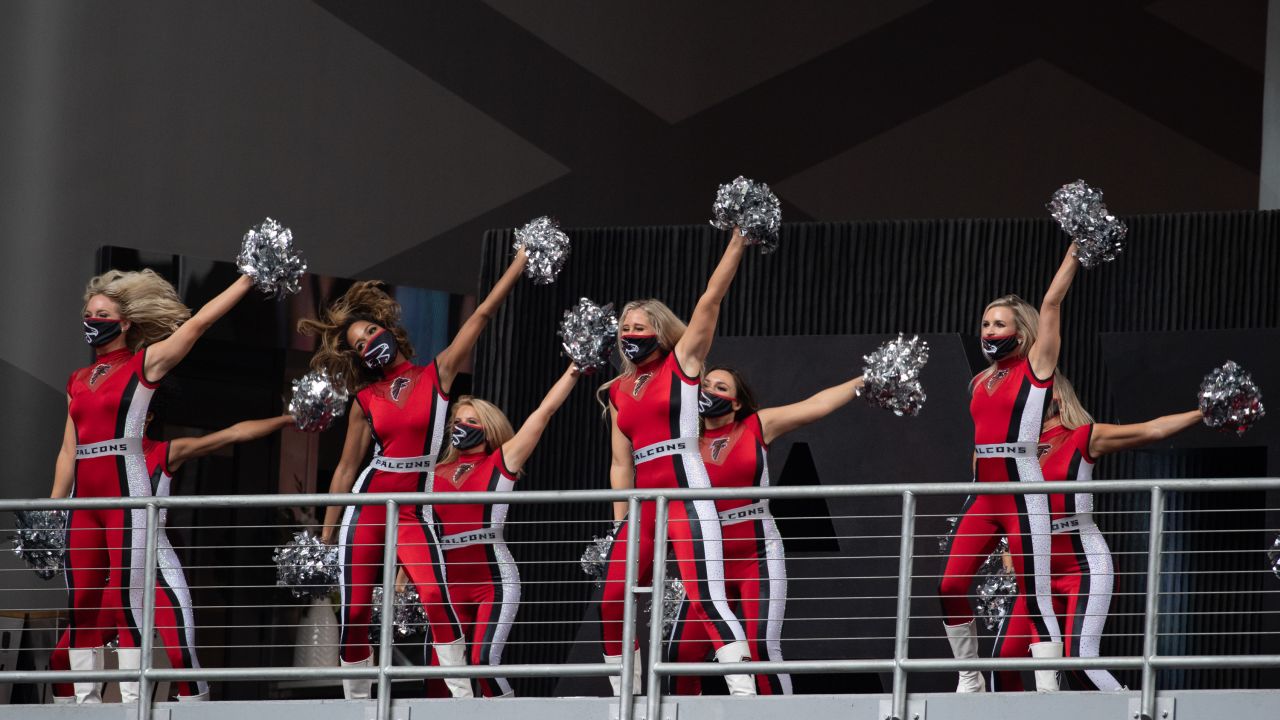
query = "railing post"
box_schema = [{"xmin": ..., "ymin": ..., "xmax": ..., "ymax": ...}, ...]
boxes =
[
  {"xmin": 1140, "ymin": 487, "xmax": 1166, "ymax": 720},
  {"xmin": 618, "ymin": 496, "xmax": 642, "ymax": 720},
  {"xmin": 376, "ymin": 499, "xmax": 399, "ymax": 720},
  {"xmin": 136, "ymin": 502, "xmax": 160, "ymax": 720},
  {"xmin": 645, "ymin": 496, "xmax": 670, "ymax": 720},
  {"xmin": 890, "ymin": 491, "xmax": 917, "ymax": 720}
]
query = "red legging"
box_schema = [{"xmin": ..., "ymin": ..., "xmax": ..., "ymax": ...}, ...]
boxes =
[
  {"xmin": 60, "ymin": 509, "xmax": 207, "ymax": 697},
  {"xmin": 338, "ymin": 501, "xmax": 461, "ymax": 663},
  {"xmin": 937, "ymin": 494, "xmax": 1054, "ymax": 670},
  {"xmin": 601, "ymin": 500, "xmax": 745, "ymax": 658},
  {"xmin": 665, "ymin": 517, "xmax": 789, "ymax": 695},
  {"xmin": 442, "ymin": 543, "xmax": 520, "ymax": 697}
]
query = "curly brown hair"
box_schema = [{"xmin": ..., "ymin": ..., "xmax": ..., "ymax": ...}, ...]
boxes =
[{"xmin": 297, "ymin": 281, "xmax": 415, "ymax": 391}]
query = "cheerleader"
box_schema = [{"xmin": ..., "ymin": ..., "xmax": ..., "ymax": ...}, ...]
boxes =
[
  {"xmin": 300, "ymin": 251, "xmax": 525, "ymax": 700},
  {"xmin": 50, "ymin": 269, "xmax": 254, "ymax": 703},
  {"xmin": 431, "ymin": 364, "xmax": 581, "ymax": 696},
  {"xmin": 598, "ymin": 229, "xmax": 754, "ymax": 695},
  {"xmin": 991, "ymin": 373, "xmax": 1202, "ymax": 692},
  {"xmin": 49, "ymin": 414, "xmax": 295, "ymax": 703},
  {"xmin": 666, "ymin": 366, "xmax": 865, "ymax": 695},
  {"xmin": 937, "ymin": 244, "xmax": 1081, "ymax": 692}
]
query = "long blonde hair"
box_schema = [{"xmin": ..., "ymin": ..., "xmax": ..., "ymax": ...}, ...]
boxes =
[
  {"xmin": 83, "ymin": 269, "xmax": 190, "ymax": 351},
  {"xmin": 596, "ymin": 299, "xmax": 688, "ymax": 413},
  {"xmin": 1050, "ymin": 371, "xmax": 1095, "ymax": 429},
  {"xmin": 438, "ymin": 396, "xmax": 516, "ymax": 467},
  {"xmin": 976, "ymin": 294, "xmax": 1040, "ymax": 385},
  {"xmin": 297, "ymin": 281, "xmax": 416, "ymax": 392}
]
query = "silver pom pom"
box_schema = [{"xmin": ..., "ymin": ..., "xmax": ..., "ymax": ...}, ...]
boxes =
[
  {"xmin": 974, "ymin": 538, "xmax": 1017, "ymax": 631},
  {"xmin": 1268, "ymin": 534, "xmax": 1280, "ymax": 581},
  {"xmin": 369, "ymin": 584, "xmax": 429, "ymax": 640},
  {"xmin": 10, "ymin": 510, "xmax": 67, "ymax": 580},
  {"xmin": 559, "ymin": 298, "xmax": 619, "ymax": 373},
  {"xmin": 709, "ymin": 176, "xmax": 782, "ymax": 253},
  {"xmin": 1199, "ymin": 361, "xmax": 1265, "ymax": 436},
  {"xmin": 514, "ymin": 216, "xmax": 570, "ymax": 285},
  {"xmin": 860, "ymin": 334, "xmax": 930, "ymax": 417},
  {"xmin": 288, "ymin": 371, "xmax": 350, "ymax": 432},
  {"xmin": 237, "ymin": 218, "xmax": 307, "ymax": 299},
  {"xmin": 274, "ymin": 530, "xmax": 339, "ymax": 600},
  {"xmin": 1047, "ymin": 180, "xmax": 1127, "ymax": 268},
  {"xmin": 937, "ymin": 515, "xmax": 959, "ymax": 555},
  {"xmin": 580, "ymin": 520, "xmax": 622, "ymax": 587},
  {"xmin": 645, "ymin": 573, "xmax": 686, "ymax": 636}
]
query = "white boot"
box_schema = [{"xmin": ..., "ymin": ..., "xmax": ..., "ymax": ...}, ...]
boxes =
[
  {"xmin": 52, "ymin": 695, "xmax": 76, "ymax": 704},
  {"xmin": 1030, "ymin": 641, "xmax": 1063, "ymax": 693},
  {"xmin": 341, "ymin": 656, "xmax": 373, "ymax": 700},
  {"xmin": 943, "ymin": 621, "xmax": 986, "ymax": 693},
  {"xmin": 116, "ymin": 648, "xmax": 141, "ymax": 703},
  {"xmin": 714, "ymin": 640, "xmax": 757, "ymax": 696},
  {"xmin": 69, "ymin": 646, "xmax": 105, "ymax": 704},
  {"xmin": 434, "ymin": 639, "xmax": 474, "ymax": 698},
  {"xmin": 602, "ymin": 648, "xmax": 642, "ymax": 696},
  {"xmin": 178, "ymin": 691, "xmax": 209, "ymax": 701}
]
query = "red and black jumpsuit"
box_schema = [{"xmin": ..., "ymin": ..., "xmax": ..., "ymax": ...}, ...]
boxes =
[
  {"xmin": 938, "ymin": 356, "xmax": 1060, "ymax": 684},
  {"xmin": 339, "ymin": 360, "xmax": 463, "ymax": 663},
  {"xmin": 433, "ymin": 448, "xmax": 520, "ymax": 697},
  {"xmin": 64, "ymin": 348, "xmax": 159, "ymax": 659},
  {"xmin": 51, "ymin": 436, "xmax": 207, "ymax": 698},
  {"xmin": 992, "ymin": 423, "xmax": 1121, "ymax": 691},
  {"xmin": 601, "ymin": 352, "xmax": 746, "ymax": 658},
  {"xmin": 666, "ymin": 413, "xmax": 790, "ymax": 695}
]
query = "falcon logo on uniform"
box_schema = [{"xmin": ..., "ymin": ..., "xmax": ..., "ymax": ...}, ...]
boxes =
[
  {"xmin": 631, "ymin": 373, "xmax": 653, "ymax": 398},
  {"xmin": 90, "ymin": 364, "xmax": 112, "ymax": 386},
  {"xmin": 453, "ymin": 463, "xmax": 474, "ymax": 483},
  {"xmin": 709, "ymin": 437, "xmax": 730, "ymax": 462},
  {"xmin": 1037, "ymin": 443, "xmax": 1052, "ymax": 459},
  {"xmin": 390, "ymin": 376, "xmax": 410, "ymax": 401},
  {"xmin": 985, "ymin": 368, "xmax": 1010, "ymax": 393}
]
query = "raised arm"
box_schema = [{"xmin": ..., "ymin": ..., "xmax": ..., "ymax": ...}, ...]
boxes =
[
  {"xmin": 502, "ymin": 365, "xmax": 580, "ymax": 474},
  {"xmin": 1028, "ymin": 244, "xmax": 1080, "ymax": 380},
  {"xmin": 608, "ymin": 405, "xmax": 635, "ymax": 521},
  {"xmin": 321, "ymin": 402, "xmax": 373, "ymax": 542},
  {"xmin": 50, "ymin": 404, "xmax": 77, "ymax": 499},
  {"xmin": 757, "ymin": 376, "xmax": 865, "ymax": 445},
  {"xmin": 167, "ymin": 414, "xmax": 296, "ymax": 473},
  {"xmin": 674, "ymin": 229, "xmax": 746, "ymax": 377},
  {"xmin": 145, "ymin": 275, "xmax": 254, "ymax": 383},
  {"xmin": 1089, "ymin": 410, "xmax": 1202, "ymax": 458},
  {"xmin": 436, "ymin": 249, "xmax": 528, "ymax": 392}
]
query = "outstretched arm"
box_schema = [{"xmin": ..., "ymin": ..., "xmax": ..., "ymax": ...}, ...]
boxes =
[
  {"xmin": 608, "ymin": 406, "xmax": 635, "ymax": 521},
  {"xmin": 757, "ymin": 376, "xmax": 865, "ymax": 445},
  {"xmin": 436, "ymin": 249, "xmax": 528, "ymax": 392},
  {"xmin": 1089, "ymin": 410, "xmax": 1202, "ymax": 457},
  {"xmin": 1028, "ymin": 245, "xmax": 1080, "ymax": 380},
  {"xmin": 674, "ymin": 229, "xmax": 746, "ymax": 378},
  {"xmin": 167, "ymin": 414, "xmax": 296, "ymax": 473},
  {"xmin": 502, "ymin": 365, "xmax": 580, "ymax": 474},
  {"xmin": 145, "ymin": 275, "xmax": 254, "ymax": 383},
  {"xmin": 50, "ymin": 404, "xmax": 76, "ymax": 499},
  {"xmin": 321, "ymin": 402, "xmax": 373, "ymax": 542}
]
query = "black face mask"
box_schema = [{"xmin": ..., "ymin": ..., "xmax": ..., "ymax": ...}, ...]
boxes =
[
  {"xmin": 698, "ymin": 390, "xmax": 735, "ymax": 419},
  {"xmin": 620, "ymin": 334, "xmax": 660, "ymax": 362},
  {"xmin": 362, "ymin": 329, "xmax": 398, "ymax": 370},
  {"xmin": 84, "ymin": 318, "xmax": 122, "ymax": 347},
  {"xmin": 980, "ymin": 334, "xmax": 1020, "ymax": 362},
  {"xmin": 450, "ymin": 422, "xmax": 486, "ymax": 451}
]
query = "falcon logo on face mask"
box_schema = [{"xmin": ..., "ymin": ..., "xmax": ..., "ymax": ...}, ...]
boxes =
[
  {"xmin": 90, "ymin": 364, "xmax": 112, "ymax": 386},
  {"xmin": 361, "ymin": 329, "xmax": 397, "ymax": 370},
  {"xmin": 390, "ymin": 376, "xmax": 410, "ymax": 401},
  {"xmin": 709, "ymin": 437, "xmax": 730, "ymax": 462}
]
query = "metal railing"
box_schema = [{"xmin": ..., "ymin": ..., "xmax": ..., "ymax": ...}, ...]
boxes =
[{"xmin": 2, "ymin": 477, "xmax": 1279, "ymax": 720}]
